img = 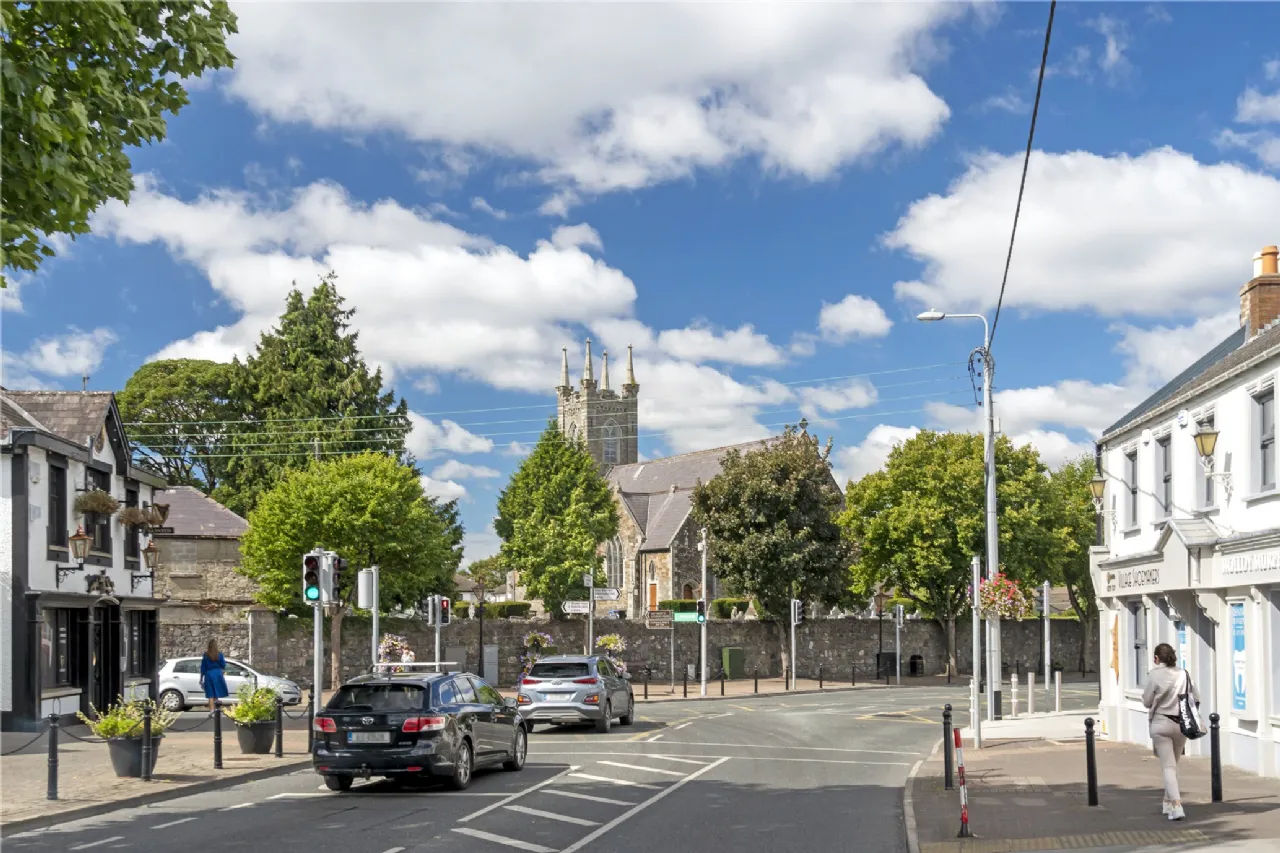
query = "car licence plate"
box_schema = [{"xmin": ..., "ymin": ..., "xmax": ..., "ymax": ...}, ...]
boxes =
[
  {"xmin": 347, "ymin": 731, "xmax": 391, "ymax": 744},
  {"xmin": 542, "ymin": 694, "xmax": 574, "ymax": 702}
]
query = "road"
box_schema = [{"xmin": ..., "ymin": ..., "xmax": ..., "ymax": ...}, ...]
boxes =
[{"xmin": 3, "ymin": 683, "xmax": 1099, "ymax": 853}]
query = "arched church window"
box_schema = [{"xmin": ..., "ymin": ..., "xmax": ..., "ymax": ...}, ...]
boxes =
[
  {"xmin": 682, "ymin": 583, "xmax": 695, "ymax": 600},
  {"xmin": 602, "ymin": 420, "xmax": 619, "ymax": 464},
  {"xmin": 648, "ymin": 561, "xmax": 656, "ymax": 581},
  {"xmin": 568, "ymin": 422, "xmax": 579, "ymax": 441},
  {"xmin": 607, "ymin": 538, "xmax": 624, "ymax": 588}
]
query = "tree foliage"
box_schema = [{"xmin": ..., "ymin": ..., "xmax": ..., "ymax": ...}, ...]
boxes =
[
  {"xmin": 216, "ymin": 273, "xmax": 411, "ymax": 515},
  {"xmin": 495, "ymin": 420, "xmax": 618, "ymax": 616},
  {"xmin": 239, "ymin": 453, "xmax": 456, "ymax": 685},
  {"xmin": 839, "ymin": 430, "xmax": 1058, "ymax": 668},
  {"xmin": 1045, "ymin": 454, "xmax": 1100, "ymax": 671},
  {"xmin": 465, "ymin": 556, "xmax": 508, "ymax": 603},
  {"xmin": 690, "ymin": 424, "xmax": 852, "ymax": 621},
  {"xmin": 117, "ymin": 359, "xmax": 241, "ymax": 490},
  {"xmin": 0, "ymin": 1, "xmax": 238, "ymax": 283}
]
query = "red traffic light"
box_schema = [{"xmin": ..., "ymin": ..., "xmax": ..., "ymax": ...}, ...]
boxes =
[{"xmin": 304, "ymin": 555, "xmax": 319, "ymax": 571}]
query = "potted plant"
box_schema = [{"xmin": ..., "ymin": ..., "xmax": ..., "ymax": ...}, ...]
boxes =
[
  {"xmin": 226, "ymin": 684, "xmax": 279, "ymax": 754},
  {"xmin": 78, "ymin": 697, "xmax": 176, "ymax": 777},
  {"xmin": 73, "ymin": 489, "xmax": 120, "ymax": 517},
  {"xmin": 117, "ymin": 506, "xmax": 152, "ymax": 527}
]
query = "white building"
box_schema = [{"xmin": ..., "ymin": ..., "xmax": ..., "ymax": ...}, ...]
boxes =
[
  {"xmin": 1, "ymin": 390, "xmax": 166, "ymax": 730},
  {"xmin": 1090, "ymin": 245, "xmax": 1280, "ymax": 778}
]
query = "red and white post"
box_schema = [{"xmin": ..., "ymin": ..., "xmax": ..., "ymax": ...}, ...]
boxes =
[{"xmin": 955, "ymin": 727, "xmax": 972, "ymax": 838}]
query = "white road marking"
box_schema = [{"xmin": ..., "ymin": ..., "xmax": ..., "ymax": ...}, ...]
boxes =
[
  {"xmin": 504, "ymin": 804, "xmax": 600, "ymax": 826},
  {"xmin": 152, "ymin": 817, "xmax": 197, "ymax": 829},
  {"xmin": 756, "ymin": 757, "xmax": 912, "ymax": 766},
  {"xmin": 380, "ymin": 848, "xmax": 406, "ymax": 853},
  {"xmin": 71, "ymin": 839, "xmax": 123, "ymax": 851},
  {"xmin": 220, "ymin": 802, "xmax": 255, "ymax": 811},
  {"xmin": 699, "ymin": 712, "xmax": 734, "ymax": 719},
  {"xmin": 544, "ymin": 789, "xmax": 634, "ymax": 807},
  {"xmin": 452, "ymin": 828, "xmax": 556, "ymax": 853},
  {"xmin": 269, "ymin": 793, "xmax": 329, "ymax": 799},
  {"xmin": 645, "ymin": 734, "xmax": 664, "ymax": 741},
  {"xmin": 643, "ymin": 755, "xmax": 710, "ymax": 765},
  {"xmin": 672, "ymin": 723, "xmax": 692, "ymax": 730},
  {"xmin": 597, "ymin": 760, "xmax": 686, "ymax": 777},
  {"xmin": 560, "ymin": 757, "xmax": 731, "ymax": 853},
  {"xmin": 652, "ymin": 741, "xmax": 918, "ymax": 755},
  {"xmin": 458, "ymin": 765, "xmax": 580, "ymax": 823},
  {"xmin": 566, "ymin": 772, "xmax": 660, "ymax": 789}
]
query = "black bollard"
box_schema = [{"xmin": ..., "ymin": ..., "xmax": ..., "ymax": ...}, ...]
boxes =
[
  {"xmin": 306, "ymin": 685, "xmax": 315, "ymax": 752},
  {"xmin": 1210, "ymin": 713, "xmax": 1223, "ymax": 803},
  {"xmin": 141, "ymin": 704, "xmax": 153, "ymax": 782},
  {"xmin": 754, "ymin": 667, "xmax": 759, "ymax": 694},
  {"xmin": 819, "ymin": 665, "xmax": 824, "ymax": 690},
  {"xmin": 851, "ymin": 664, "xmax": 856, "ymax": 687},
  {"xmin": 275, "ymin": 696, "xmax": 284, "ymax": 758},
  {"xmin": 1084, "ymin": 717, "xmax": 1098, "ymax": 806},
  {"xmin": 46, "ymin": 714, "xmax": 58, "ymax": 801},
  {"xmin": 644, "ymin": 667, "xmax": 650, "ymax": 701},
  {"xmin": 213, "ymin": 701, "xmax": 224, "ymax": 770},
  {"xmin": 720, "ymin": 669, "xmax": 725, "ymax": 696},
  {"xmin": 942, "ymin": 704, "xmax": 954, "ymax": 790},
  {"xmin": 683, "ymin": 669, "xmax": 688, "ymax": 699}
]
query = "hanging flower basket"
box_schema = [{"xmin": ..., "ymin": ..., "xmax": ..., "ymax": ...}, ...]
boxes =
[
  {"xmin": 595, "ymin": 633, "xmax": 628, "ymax": 675},
  {"xmin": 520, "ymin": 631, "xmax": 555, "ymax": 679},
  {"xmin": 378, "ymin": 634, "xmax": 413, "ymax": 672},
  {"xmin": 117, "ymin": 506, "xmax": 151, "ymax": 527},
  {"xmin": 976, "ymin": 573, "xmax": 1033, "ymax": 620},
  {"xmin": 74, "ymin": 490, "xmax": 120, "ymax": 516}
]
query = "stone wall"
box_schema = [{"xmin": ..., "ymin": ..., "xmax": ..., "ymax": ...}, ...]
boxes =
[{"xmin": 162, "ymin": 613, "xmax": 1088, "ymax": 690}]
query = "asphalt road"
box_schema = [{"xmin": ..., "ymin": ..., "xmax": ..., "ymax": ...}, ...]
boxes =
[{"xmin": 2, "ymin": 683, "xmax": 1100, "ymax": 853}]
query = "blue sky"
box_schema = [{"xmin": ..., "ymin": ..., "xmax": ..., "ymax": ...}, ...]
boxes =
[{"xmin": 5, "ymin": 1, "xmax": 1280, "ymax": 563}]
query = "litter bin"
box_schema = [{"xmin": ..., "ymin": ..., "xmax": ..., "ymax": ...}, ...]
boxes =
[{"xmin": 721, "ymin": 647, "xmax": 745, "ymax": 679}]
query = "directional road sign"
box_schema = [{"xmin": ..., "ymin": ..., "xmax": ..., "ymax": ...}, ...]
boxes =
[
  {"xmin": 645, "ymin": 609, "xmax": 673, "ymax": 629},
  {"xmin": 561, "ymin": 600, "xmax": 591, "ymax": 615},
  {"xmin": 592, "ymin": 587, "xmax": 619, "ymax": 601},
  {"xmin": 673, "ymin": 611, "xmax": 700, "ymax": 623}
]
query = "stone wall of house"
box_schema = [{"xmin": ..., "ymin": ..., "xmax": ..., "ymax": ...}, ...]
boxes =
[{"xmin": 154, "ymin": 538, "xmax": 257, "ymax": 606}]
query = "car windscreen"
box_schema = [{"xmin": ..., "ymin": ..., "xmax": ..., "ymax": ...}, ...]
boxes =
[
  {"xmin": 528, "ymin": 662, "xmax": 591, "ymax": 679},
  {"xmin": 328, "ymin": 684, "xmax": 425, "ymax": 712}
]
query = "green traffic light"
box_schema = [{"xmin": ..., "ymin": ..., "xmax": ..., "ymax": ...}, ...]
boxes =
[{"xmin": 305, "ymin": 586, "xmax": 320, "ymax": 601}]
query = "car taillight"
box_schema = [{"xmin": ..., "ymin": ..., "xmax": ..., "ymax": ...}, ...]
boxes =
[
  {"xmin": 520, "ymin": 677, "xmax": 540, "ymax": 685},
  {"xmin": 314, "ymin": 716, "xmax": 336, "ymax": 733},
  {"xmin": 573, "ymin": 677, "xmax": 599, "ymax": 685},
  {"xmin": 402, "ymin": 716, "xmax": 447, "ymax": 733},
  {"xmin": 517, "ymin": 695, "xmax": 530, "ymax": 704}
]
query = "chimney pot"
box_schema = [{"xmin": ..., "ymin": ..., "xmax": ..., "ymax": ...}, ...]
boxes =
[
  {"xmin": 1264, "ymin": 245, "xmax": 1279, "ymax": 276},
  {"xmin": 1241, "ymin": 244, "xmax": 1280, "ymax": 340}
]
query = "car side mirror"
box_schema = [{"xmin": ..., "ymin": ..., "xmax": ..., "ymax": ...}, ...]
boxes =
[
  {"xmin": 503, "ymin": 697, "xmax": 518, "ymax": 710},
  {"xmin": 622, "ymin": 672, "xmax": 632, "ymax": 681}
]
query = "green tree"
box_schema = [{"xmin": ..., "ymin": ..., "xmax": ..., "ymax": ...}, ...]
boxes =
[
  {"xmin": 117, "ymin": 359, "xmax": 242, "ymax": 491},
  {"xmin": 840, "ymin": 430, "xmax": 1057, "ymax": 672},
  {"xmin": 1045, "ymin": 455, "xmax": 1100, "ymax": 673},
  {"xmin": 495, "ymin": 420, "xmax": 618, "ymax": 616},
  {"xmin": 466, "ymin": 556, "xmax": 508, "ymax": 603},
  {"xmin": 436, "ymin": 499, "xmax": 466, "ymax": 579},
  {"xmin": 690, "ymin": 423, "xmax": 852, "ymax": 669},
  {"xmin": 217, "ymin": 273, "xmax": 410, "ymax": 515},
  {"xmin": 1, "ymin": 1, "xmax": 238, "ymax": 283},
  {"xmin": 239, "ymin": 453, "xmax": 456, "ymax": 687}
]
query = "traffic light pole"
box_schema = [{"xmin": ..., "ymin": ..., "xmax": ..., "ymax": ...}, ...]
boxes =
[
  {"xmin": 312, "ymin": 601, "xmax": 323, "ymax": 716},
  {"xmin": 433, "ymin": 596, "xmax": 442, "ymax": 669},
  {"xmin": 586, "ymin": 573, "xmax": 595, "ymax": 655},
  {"xmin": 371, "ymin": 566, "xmax": 380, "ymax": 669},
  {"xmin": 789, "ymin": 602, "xmax": 797, "ymax": 691},
  {"xmin": 699, "ymin": 528, "xmax": 708, "ymax": 697}
]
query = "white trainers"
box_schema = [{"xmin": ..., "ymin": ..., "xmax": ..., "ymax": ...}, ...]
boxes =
[
  {"xmin": 1162, "ymin": 800, "xmax": 1172, "ymax": 816},
  {"xmin": 1168, "ymin": 804, "xmax": 1186, "ymax": 821}
]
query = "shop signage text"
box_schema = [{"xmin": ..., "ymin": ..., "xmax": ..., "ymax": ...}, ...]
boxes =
[
  {"xmin": 1222, "ymin": 551, "xmax": 1280, "ymax": 578},
  {"xmin": 1105, "ymin": 567, "xmax": 1162, "ymax": 593}
]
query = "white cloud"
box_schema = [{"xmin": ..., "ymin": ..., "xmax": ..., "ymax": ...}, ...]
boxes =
[
  {"xmin": 550, "ymin": 224, "xmax": 603, "ymax": 253},
  {"xmin": 471, "ymin": 197, "xmax": 508, "ymax": 220},
  {"xmin": 221, "ymin": 3, "xmax": 970, "ymax": 206},
  {"xmin": 430, "ymin": 460, "xmax": 501, "ymax": 480},
  {"xmin": 407, "ymin": 413, "xmax": 495, "ymax": 458},
  {"xmin": 1237, "ymin": 87, "xmax": 1280, "ymax": 125},
  {"xmin": 796, "ymin": 378, "xmax": 878, "ymax": 424},
  {"xmin": 1267, "ymin": 60, "xmax": 1280, "ymax": 82},
  {"xmin": 0, "ymin": 351, "xmax": 45, "ymax": 390},
  {"xmin": 1087, "ymin": 15, "xmax": 1131, "ymax": 82},
  {"xmin": 832, "ymin": 424, "xmax": 920, "ymax": 485},
  {"xmin": 17, "ymin": 327, "xmax": 118, "ymax": 378},
  {"xmin": 503, "ymin": 441, "xmax": 533, "ymax": 458},
  {"xmin": 1216, "ymin": 128, "xmax": 1280, "ymax": 170},
  {"xmin": 817, "ymin": 294, "xmax": 893, "ymax": 342},
  {"xmin": 414, "ymin": 375, "xmax": 441, "ymax": 395},
  {"xmin": 978, "ymin": 88, "xmax": 1028, "ymax": 115},
  {"xmin": 1111, "ymin": 312, "xmax": 1238, "ymax": 389},
  {"xmin": 656, "ymin": 323, "xmax": 784, "ymax": 366},
  {"xmin": 886, "ymin": 147, "xmax": 1280, "ymax": 318},
  {"xmin": 461, "ymin": 525, "xmax": 502, "ymax": 568},
  {"xmin": 420, "ymin": 475, "xmax": 467, "ymax": 502}
]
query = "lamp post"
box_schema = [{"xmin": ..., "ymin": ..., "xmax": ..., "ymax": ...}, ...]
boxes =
[
  {"xmin": 133, "ymin": 539, "xmax": 159, "ymax": 593},
  {"xmin": 919, "ymin": 309, "xmax": 1001, "ymax": 720},
  {"xmin": 1193, "ymin": 425, "xmax": 1232, "ymax": 504},
  {"xmin": 874, "ymin": 589, "xmax": 888, "ymax": 678},
  {"xmin": 56, "ymin": 526, "xmax": 93, "ymax": 587}
]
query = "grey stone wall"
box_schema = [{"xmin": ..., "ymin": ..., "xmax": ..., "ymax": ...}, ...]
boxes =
[{"xmin": 159, "ymin": 622, "xmax": 250, "ymax": 663}]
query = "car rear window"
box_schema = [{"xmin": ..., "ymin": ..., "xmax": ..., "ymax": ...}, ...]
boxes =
[
  {"xmin": 529, "ymin": 662, "xmax": 590, "ymax": 678},
  {"xmin": 329, "ymin": 684, "xmax": 425, "ymax": 712}
]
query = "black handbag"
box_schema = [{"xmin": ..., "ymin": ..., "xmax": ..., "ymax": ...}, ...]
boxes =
[{"xmin": 1176, "ymin": 670, "xmax": 1206, "ymax": 740}]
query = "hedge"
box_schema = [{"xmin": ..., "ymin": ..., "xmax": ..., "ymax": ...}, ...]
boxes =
[
  {"xmin": 712, "ymin": 598, "xmax": 751, "ymax": 619},
  {"xmin": 451, "ymin": 601, "xmax": 534, "ymax": 619},
  {"xmin": 659, "ymin": 599, "xmax": 698, "ymax": 613}
]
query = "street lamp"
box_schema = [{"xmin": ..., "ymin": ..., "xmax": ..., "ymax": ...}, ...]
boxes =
[
  {"xmin": 918, "ymin": 307, "xmax": 1002, "ymax": 722},
  {"xmin": 1088, "ymin": 476, "xmax": 1117, "ymax": 530},
  {"xmin": 133, "ymin": 539, "xmax": 159, "ymax": 593},
  {"xmin": 1193, "ymin": 425, "xmax": 1233, "ymax": 504},
  {"xmin": 874, "ymin": 589, "xmax": 888, "ymax": 677},
  {"xmin": 56, "ymin": 526, "xmax": 93, "ymax": 587}
]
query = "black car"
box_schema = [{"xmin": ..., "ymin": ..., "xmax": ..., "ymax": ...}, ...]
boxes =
[{"xmin": 312, "ymin": 671, "xmax": 527, "ymax": 792}]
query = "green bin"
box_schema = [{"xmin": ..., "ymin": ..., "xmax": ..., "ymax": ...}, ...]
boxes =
[{"xmin": 721, "ymin": 647, "xmax": 745, "ymax": 679}]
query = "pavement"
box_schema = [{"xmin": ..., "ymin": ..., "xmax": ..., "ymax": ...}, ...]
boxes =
[{"xmin": 909, "ymin": 728, "xmax": 1280, "ymax": 853}]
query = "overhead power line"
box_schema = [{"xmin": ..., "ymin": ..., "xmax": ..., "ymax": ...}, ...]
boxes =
[{"xmin": 988, "ymin": 0, "xmax": 1056, "ymax": 350}]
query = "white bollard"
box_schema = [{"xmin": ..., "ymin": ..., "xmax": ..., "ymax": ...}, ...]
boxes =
[
  {"xmin": 1011, "ymin": 673, "xmax": 1019, "ymax": 717},
  {"xmin": 1028, "ymin": 672, "xmax": 1036, "ymax": 714},
  {"xmin": 1054, "ymin": 670, "xmax": 1062, "ymax": 712}
]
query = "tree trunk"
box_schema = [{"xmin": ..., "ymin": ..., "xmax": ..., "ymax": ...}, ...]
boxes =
[
  {"xmin": 945, "ymin": 615, "xmax": 957, "ymax": 676},
  {"xmin": 778, "ymin": 620, "xmax": 790, "ymax": 680},
  {"xmin": 329, "ymin": 606, "xmax": 345, "ymax": 689}
]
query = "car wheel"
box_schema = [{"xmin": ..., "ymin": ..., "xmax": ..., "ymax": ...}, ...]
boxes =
[
  {"xmin": 595, "ymin": 703, "xmax": 612, "ymax": 734},
  {"xmin": 449, "ymin": 739, "xmax": 474, "ymax": 791},
  {"xmin": 159, "ymin": 690, "xmax": 185, "ymax": 713},
  {"xmin": 503, "ymin": 726, "xmax": 528, "ymax": 772},
  {"xmin": 620, "ymin": 695, "xmax": 635, "ymax": 726},
  {"xmin": 324, "ymin": 775, "xmax": 352, "ymax": 792}
]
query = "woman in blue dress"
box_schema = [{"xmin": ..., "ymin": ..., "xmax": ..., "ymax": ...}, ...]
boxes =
[{"xmin": 200, "ymin": 639, "xmax": 229, "ymax": 709}]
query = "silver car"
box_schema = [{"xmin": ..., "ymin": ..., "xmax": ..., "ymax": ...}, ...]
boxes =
[
  {"xmin": 516, "ymin": 655, "xmax": 634, "ymax": 733},
  {"xmin": 157, "ymin": 657, "xmax": 303, "ymax": 711}
]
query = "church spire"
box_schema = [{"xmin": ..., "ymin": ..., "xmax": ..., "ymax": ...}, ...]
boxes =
[
  {"xmin": 558, "ymin": 346, "xmax": 571, "ymax": 391},
  {"xmin": 582, "ymin": 338, "xmax": 595, "ymax": 387},
  {"xmin": 600, "ymin": 350, "xmax": 611, "ymax": 391},
  {"xmin": 622, "ymin": 344, "xmax": 639, "ymax": 398}
]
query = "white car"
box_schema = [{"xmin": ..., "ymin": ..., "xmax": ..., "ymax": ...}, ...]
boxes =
[{"xmin": 157, "ymin": 657, "xmax": 303, "ymax": 712}]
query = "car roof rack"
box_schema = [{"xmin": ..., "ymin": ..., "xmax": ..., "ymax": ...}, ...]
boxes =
[{"xmin": 366, "ymin": 662, "xmax": 461, "ymax": 675}]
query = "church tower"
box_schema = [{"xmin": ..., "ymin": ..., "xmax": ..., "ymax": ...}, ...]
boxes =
[{"xmin": 557, "ymin": 339, "xmax": 639, "ymax": 470}]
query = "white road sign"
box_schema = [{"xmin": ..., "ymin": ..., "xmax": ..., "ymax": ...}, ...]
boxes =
[
  {"xmin": 561, "ymin": 600, "xmax": 591, "ymax": 614},
  {"xmin": 592, "ymin": 588, "xmax": 620, "ymax": 601}
]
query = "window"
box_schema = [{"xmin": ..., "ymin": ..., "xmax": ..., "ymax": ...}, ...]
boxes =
[
  {"xmin": 1130, "ymin": 600, "xmax": 1148, "ymax": 688},
  {"xmin": 437, "ymin": 680, "xmax": 460, "ymax": 705},
  {"xmin": 469, "ymin": 678, "xmax": 503, "ymax": 706},
  {"xmin": 330, "ymin": 684, "xmax": 425, "ymax": 711},
  {"xmin": 1155, "ymin": 436, "xmax": 1172, "ymax": 517},
  {"xmin": 1124, "ymin": 450, "xmax": 1139, "ymax": 526},
  {"xmin": 1199, "ymin": 415, "xmax": 1216, "ymax": 507},
  {"xmin": 224, "ymin": 661, "xmax": 251, "ymax": 679},
  {"xmin": 87, "ymin": 468, "xmax": 112, "ymax": 554},
  {"xmin": 451, "ymin": 677, "xmax": 477, "ymax": 703},
  {"xmin": 602, "ymin": 421, "xmax": 619, "ymax": 464},
  {"xmin": 173, "ymin": 659, "xmax": 200, "ymax": 674},
  {"xmin": 606, "ymin": 538, "xmax": 623, "ymax": 589},
  {"xmin": 1259, "ymin": 390, "xmax": 1276, "ymax": 491},
  {"xmin": 682, "ymin": 583, "xmax": 695, "ymax": 599},
  {"xmin": 596, "ymin": 659, "xmax": 614, "ymax": 677},
  {"xmin": 40, "ymin": 609, "xmax": 73, "ymax": 689},
  {"xmin": 124, "ymin": 488, "xmax": 140, "ymax": 560},
  {"xmin": 48, "ymin": 463, "xmax": 68, "ymax": 548},
  {"xmin": 125, "ymin": 610, "xmax": 156, "ymax": 677},
  {"xmin": 529, "ymin": 661, "xmax": 591, "ymax": 679}
]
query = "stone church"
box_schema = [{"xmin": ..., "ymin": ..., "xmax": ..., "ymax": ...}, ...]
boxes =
[{"xmin": 555, "ymin": 340, "xmax": 764, "ymax": 617}]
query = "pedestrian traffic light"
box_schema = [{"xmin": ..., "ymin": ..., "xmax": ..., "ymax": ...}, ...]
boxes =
[
  {"xmin": 439, "ymin": 597, "xmax": 451, "ymax": 625},
  {"xmin": 302, "ymin": 554, "xmax": 321, "ymax": 603},
  {"xmin": 695, "ymin": 599, "xmax": 706, "ymax": 624}
]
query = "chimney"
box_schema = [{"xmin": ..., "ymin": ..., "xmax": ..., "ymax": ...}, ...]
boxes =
[{"xmin": 1239, "ymin": 245, "xmax": 1280, "ymax": 340}]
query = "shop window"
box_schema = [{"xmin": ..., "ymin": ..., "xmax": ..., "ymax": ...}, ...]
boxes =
[
  {"xmin": 1129, "ymin": 600, "xmax": 1148, "ymax": 688},
  {"xmin": 48, "ymin": 462, "xmax": 69, "ymax": 548},
  {"xmin": 41, "ymin": 609, "xmax": 74, "ymax": 689}
]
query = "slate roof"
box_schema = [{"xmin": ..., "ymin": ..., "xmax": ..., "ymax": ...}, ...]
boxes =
[
  {"xmin": 2, "ymin": 390, "xmax": 115, "ymax": 446},
  {"xmin": 1, "ymin": 393, "xmax": 46, "ymax": 440},
  {"xmin": 154, "ymin": 485, "xmax": 248, "ymax": 539},
  {"xmin": 1102, "ymin": 321, "xmax": 1280, "ymax": 439}
]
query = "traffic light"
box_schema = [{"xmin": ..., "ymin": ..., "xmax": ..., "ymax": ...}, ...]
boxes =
[
  {"xmin": 439, "ymin": 597, "xmax": 451, "ymax": 625},
  {"xmin": 302, "ymin": 553, "xmax": 321, "ymax": 603},
  {"xmin": 695, "ymin": 599, "xmax": 707, "ymax": 624},
  {"xmin": 421, "ymin": 594, "xmax": 437, "ymax": 626},
  {"xmin": 791, "ymin": 598, "xmax": 804, "ymax": 625},
  {"xmin": 331, "ymin": 556, "xmax": 348, "ymax": 601}
]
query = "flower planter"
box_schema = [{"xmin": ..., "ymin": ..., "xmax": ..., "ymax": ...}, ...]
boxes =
[
  {"xmin": 235, "ymin": 720, "xmax": 276, "ymax": 754},
  {"xmin": 107, "ymin": 735, "xmax": 162, "ymax": 778}
]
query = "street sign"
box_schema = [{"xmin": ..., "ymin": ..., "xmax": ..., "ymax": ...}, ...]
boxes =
[
  {"xmin": 561, "ymin": 601, "xmax": 591, "ymax": 615},
  {"xmin": 148, "ymin": 526, "xmax": 175, "ymax": 534},
  {"xmin": 673, "ymin": 611, "xmax": 700, "ymax": 623},
  {"xmin": 646, "ymin": 609, "xmax": 673, "ymax": 629},
  {"xmin": 592, "ymin": 587, "xmax": 619, "ymax": 601}
]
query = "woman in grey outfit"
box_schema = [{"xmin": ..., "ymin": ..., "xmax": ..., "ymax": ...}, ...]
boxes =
[{"xmin": 1142, "ymin": 642, "xmax": 1199, "ymax": 820}]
